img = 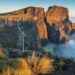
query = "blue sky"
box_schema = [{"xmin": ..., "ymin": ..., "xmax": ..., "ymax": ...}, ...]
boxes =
[{"xmin": 0, "ymin": 0, "xmax": 75, "ymax": 17}]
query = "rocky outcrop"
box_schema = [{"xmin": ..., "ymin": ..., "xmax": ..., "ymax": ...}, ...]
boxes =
[
  {"xmin": 46, "ymin": 6, "xmax": 69, "ymax": 24},
  {"xmin": 0, "ymin": 5, "xmax": 75, "ymax": 49},
  {"xmin": 0, "ymin": 7, "xmax": 48, "ymax": 40},
  {"xmin": 45, "ymin": 6, "xmax": 74, "ymax": 43}
]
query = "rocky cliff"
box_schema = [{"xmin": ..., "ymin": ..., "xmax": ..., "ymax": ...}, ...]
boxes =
[
  {"xmin": 46, "ymin": 6, "xmax": 69, "ymax": 23},
  {"xmin": 45, "ymin": 6, "xmax": 72, "ymax": 43},
  {"xmin": 0, "ymin": 7, "xmax": 48, "ymax": 40},
  {"xmin": 45, "ymin": 6, "xmax": 75, "ymax": 43},
  {"xmin": 0, "ymin": 5, "xmax": 75, "ymax": 49}
]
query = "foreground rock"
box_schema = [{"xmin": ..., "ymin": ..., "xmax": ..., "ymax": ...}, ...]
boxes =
[{"xmin": 46, "ymin": 6, "xmax": 69, "ymax": 23}]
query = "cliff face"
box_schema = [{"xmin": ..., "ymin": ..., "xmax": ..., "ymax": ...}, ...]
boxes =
[
  {"xmin": 0, "ymin": 7, "xmax": 48, "ymax": 40},
  {"xmin": 0, "ymin": 6, "xmax": 75, "ymax": 49},
  {"xmin": 0, "ymin": 20, "xmax": 41, "ymax": 50},
  {"xmin": 45, "ymin": 6, "xmax": 74, "ymax": 43},
  {"xmin": 46, "ymin": 6, "xmax": 69, "ymax": 23}
]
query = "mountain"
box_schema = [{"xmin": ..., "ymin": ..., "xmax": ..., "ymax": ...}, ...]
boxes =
[{"xmin": 0, "ymin": 5, "xmax": 75, "ymax": 49}]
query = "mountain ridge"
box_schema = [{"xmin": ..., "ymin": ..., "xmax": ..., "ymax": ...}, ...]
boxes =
[{"xmin": 0, "ymin": 5, "xmax": 75, "ymax": 49}]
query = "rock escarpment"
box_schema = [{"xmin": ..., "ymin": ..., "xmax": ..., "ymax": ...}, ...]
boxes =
[
  {"xmin": 46, "ymin": 6, "xmax": 69, "ymax": 23},
  {"xmin": 45, "ymin": 6, "xmax": 68, "ymax": 43},
  {"xmin": 0, "ymin": 5, "xmax": 75, "ymax": 49},
  {"xmin": 0, "ymin": 7, "xmax": 48, "ymax": 40},
  {"xmin": 45, "ymin": 6, "xmax": 74, "ymax": 43}
]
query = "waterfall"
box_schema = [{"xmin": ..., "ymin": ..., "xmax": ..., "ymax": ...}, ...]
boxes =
[{"xmin": 16, "ymin": 21, "xmax": 25, "ymax": 51}]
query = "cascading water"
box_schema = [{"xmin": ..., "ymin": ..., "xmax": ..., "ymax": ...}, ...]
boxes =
[{"xmin": 16, "ymin": 21, "xmax": 25, "ymax": 51}]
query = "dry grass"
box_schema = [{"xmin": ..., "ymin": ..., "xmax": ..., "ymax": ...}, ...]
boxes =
[
  {"xmin": 2, "ymin": 66, "xmax": 11, "ymax": 75},
  {"xmin": 14, "ymin": 58, "xmax": 32, "ymax": 75},
  {"xmin": 1, "ymin": 52, "xmax": 54, "ymax": 75},
  {"xmin": 37, "ymin": 56, "xmax": 54, "ymax": 74}
]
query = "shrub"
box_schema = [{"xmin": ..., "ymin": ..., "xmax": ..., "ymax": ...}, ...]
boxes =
[
  {"xmin": 14, "ymin": 52, "xmax": 54, "ymax": 75},
  {"xmin": 1, "ymin": 52, "xmax": 54, "ymax": 75}
]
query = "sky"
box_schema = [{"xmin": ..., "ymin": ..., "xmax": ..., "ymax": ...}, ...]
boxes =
[{"xmin": 0, "ymin": 0, "xmax": 75, "ymax": 17}]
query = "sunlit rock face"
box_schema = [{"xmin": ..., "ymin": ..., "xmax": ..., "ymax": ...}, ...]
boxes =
[
  {"xmin": 0, "ymin": 5, "xmax": 75, "ymax": 47},
  {"xmin": 0, "ymin": 7, "xmax": 48, "ymax": 41},
  {"xmin": 45, "ymin": 6, "xmax": 74, "ymax": 43}
]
